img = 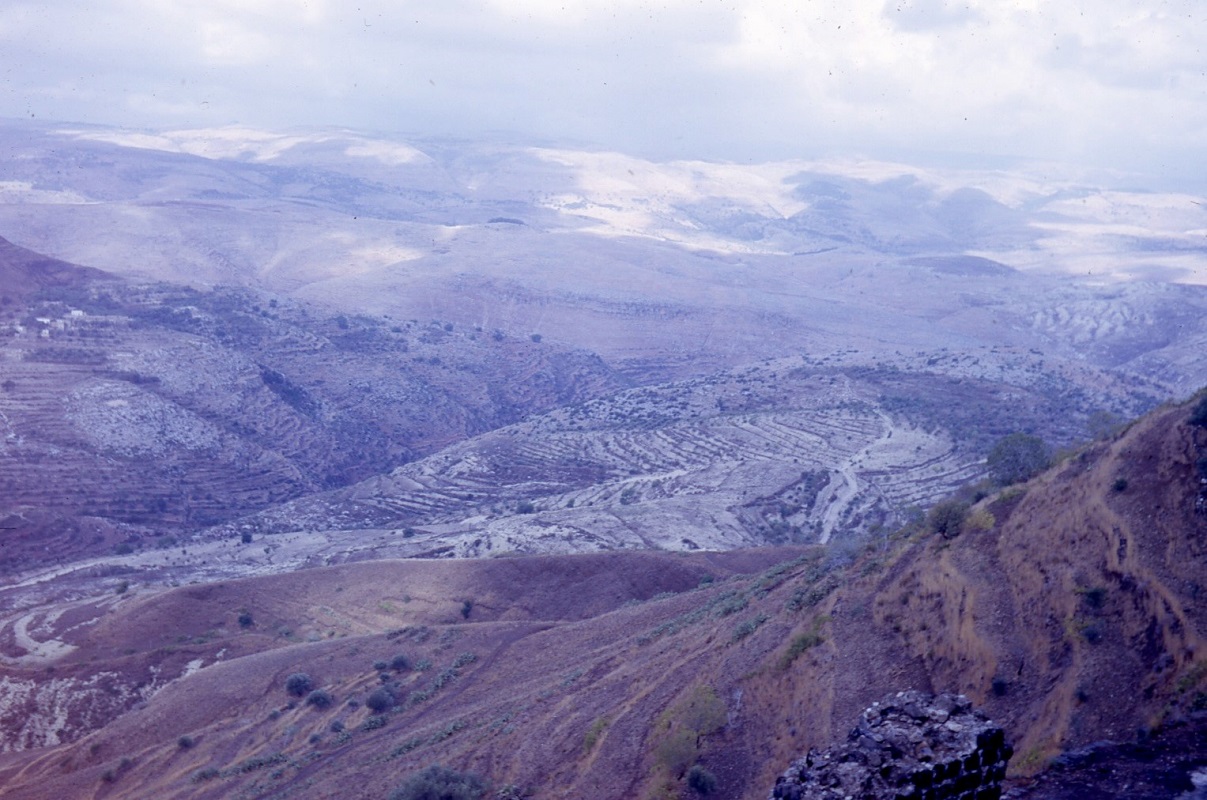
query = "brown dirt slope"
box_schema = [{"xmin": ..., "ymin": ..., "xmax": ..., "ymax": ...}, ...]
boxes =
[
  {"xmin": 0, "ymin": 235, "xmax": 113, "ymax": 299},
  {"xmin": 0, "ymin": 399, "xmax": 1204, "ymax": 800}
]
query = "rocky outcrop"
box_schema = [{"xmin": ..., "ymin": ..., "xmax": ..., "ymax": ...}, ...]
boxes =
[{"xmin": 770, "ymin": 691, "xmax": 1012, "ymax": 800}]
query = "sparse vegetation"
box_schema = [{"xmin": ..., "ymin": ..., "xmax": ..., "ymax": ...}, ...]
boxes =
[
  {"xmin": 730, "ymin": 613, "xmax": 769, "ymax": 643},
  {"xmin": 461, "ymin": 599, "xmax": 474, "ymax": 619},
  {"xmin": 583, "ymin": 716, "xmax": 610, "ymax": 752},
  {"xmin": 652, "ymin": 685, "xmax": 727, "ymax": 780},
  {"xmin": 780, "ymin": 618, "xmax": 827, "ymax": 669},
  {"xmin": 963, "ymin": 507, "xmax": 995, "ymax": 533}
]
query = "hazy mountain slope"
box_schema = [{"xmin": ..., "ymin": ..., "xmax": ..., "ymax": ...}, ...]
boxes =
[
  {"xmin": 0, "ymin": 267, "xmax": 624, "ymax": 573},
  {"xmin": 1, "ymin": 395, "xmax": 1203, "ymax": 800}
]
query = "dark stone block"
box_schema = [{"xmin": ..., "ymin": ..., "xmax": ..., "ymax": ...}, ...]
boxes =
[{"xmin": 766, "ymin": 692, "xmax": 1011, "ymax": 800}]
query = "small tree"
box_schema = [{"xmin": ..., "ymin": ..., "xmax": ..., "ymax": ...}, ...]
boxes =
[
  {"xmin": 987, "ymin": 433, "xmax": 1049, "ymax": 485},
  {"xmin": 687, "ymin": 765, "xmax": 718, "ymax": 795},
  {"xmin": 285, "ymin": 672, "xmax": 312, "ymax": 697},
  {"xmin": 928, "ymin": 500, "xmax": 969, "ymax": 539}
]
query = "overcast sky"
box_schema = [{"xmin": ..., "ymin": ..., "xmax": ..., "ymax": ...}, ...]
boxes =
[{"xmin": 2, "ymin": 0, "xmax": 1204, "ymax": 181}]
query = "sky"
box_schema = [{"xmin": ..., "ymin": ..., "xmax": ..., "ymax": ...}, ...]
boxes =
[{"xmin": 1, "ymin": 0, "xmax": 1205, "ymax": 181}]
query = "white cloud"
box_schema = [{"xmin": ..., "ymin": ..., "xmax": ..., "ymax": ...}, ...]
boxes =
[{"xmin": 1, "ymin": 0, "xmax": 1205, "ymax": 182}]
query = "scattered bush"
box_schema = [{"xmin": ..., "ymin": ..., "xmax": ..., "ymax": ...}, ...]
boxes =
[
  {"xmin": 991, "ymin": 677, "xmax": 1009, "ymax": 697},
  {"xmin": 780, "ymin": 630, "xmax": 824, "ymax": 669},
  {"xmin": 285, "ymin": 672, "xmax": 313, "ymax": 697},
  {"xmin": 362, "ymin": 715, "xmax": 388, "ymax": 731},
  {"xmin": 237, "ymin": 611, "xmax": 254, "ymax": 628},
  {"xmin": 177, "ymin": 735, "xmax": 194, "ymax": 749},
  {"xmin": 964, "ymin": 507, "xmax": 996, "ymax": 533},
  {"xmin": 374, "ymin": 660, "xmax": 389, "ymax": 671},
  {"xmin": 1112, "ymin": 477, "xmax": 1129, "ymax": 493},
  {"xmin": 366, "ymin": 687, "xmax": 395, "ymax": 713},
  {"xmin": 460, "ymin": 600, "xmax": 474, "ymax": 620},
  {"xmin": 687, "ymin": 765, "xmax": 719, "ymax": 795},
  {"xmin": 583, "ymin": 717, "xmax": 609, "ymax": 752},
  {"xmin": 391, "ymin": 653, "xmax": 410, "ymax": 671},
  {"xmin": 307, "ymin": 689, "xmax": 334, "ymax": 709},
  {"xmin": 655, "ymin": 728, "xmax": 698, "ymax": 777},
  {"xmin": 1081, "ymin": 586, "xmax": 1108, "ymax": 609},
  {"xmin": 389, "ymin": 764, "xmax": 488, "ymax": 800}
]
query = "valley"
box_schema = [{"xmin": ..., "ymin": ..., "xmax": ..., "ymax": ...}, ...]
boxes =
[{"xmin": 0, "ymin": 123, "xmax": 1206, "ymax": 799}]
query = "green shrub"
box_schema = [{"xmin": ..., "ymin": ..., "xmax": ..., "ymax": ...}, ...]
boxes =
[
  {"xmin": 987, "ymin": 433, "xmax": 1049, "ymax": 485},
  {"xmin": 389, "ymin": 765, "xmax": 488, "ymax": 800},
  {"xmin": 1112, "ymin": 477, "xmax": 1128, "ymax": 493},
  {"xmin": 237, "ymin": 611, "xmax": 254, "ymax": 628},
  {"xmin": 391, "ymin": 653, "xmax": 411, "ymax": 671},
  {"xmin": 654, "ymin": 727, "xmax": 698, "ymax": 777},
  {"xmin": 285, "ymin": 672, "xmax": 312, "ymax": 697},
  {"xmin": 927, "ymin": 500, "xmax": 969, "ymax": 539},
  {"xmin": 307, "ymin": 689, "xmax": 333, "ymax": 709},
  {"xmin": 177, "ymin": 735, "xmax": 194, "ymax": 749},
  {"xmin": 687, "ymin": 765, "xmax": 718, "ymax": 795},
  {"xmin": 366, "ymin": 688, "xmax": 395, "ymax": 713}
]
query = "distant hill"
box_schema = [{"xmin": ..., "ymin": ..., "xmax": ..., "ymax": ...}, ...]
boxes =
[{"xmin": 1, "ymin": 395, "xmax": 1204, "ymax": 799}]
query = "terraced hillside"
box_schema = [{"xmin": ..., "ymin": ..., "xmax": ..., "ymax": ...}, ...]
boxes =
[
  {"xmin": 203, "ymin": 349, "xmax": 1163, "ymax": 562},
  {"xmin": 0, "ymin": 264, "xmax": 624, "ymax": 573},
  {"xmin": 1, "ymin": 396, "xmax": 1204, "ymax": 800}
]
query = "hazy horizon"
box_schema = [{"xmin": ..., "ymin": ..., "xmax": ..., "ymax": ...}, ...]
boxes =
[{"xmin": 3, "ymin": 1, "xmax": 1205, "ymax": 186}]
